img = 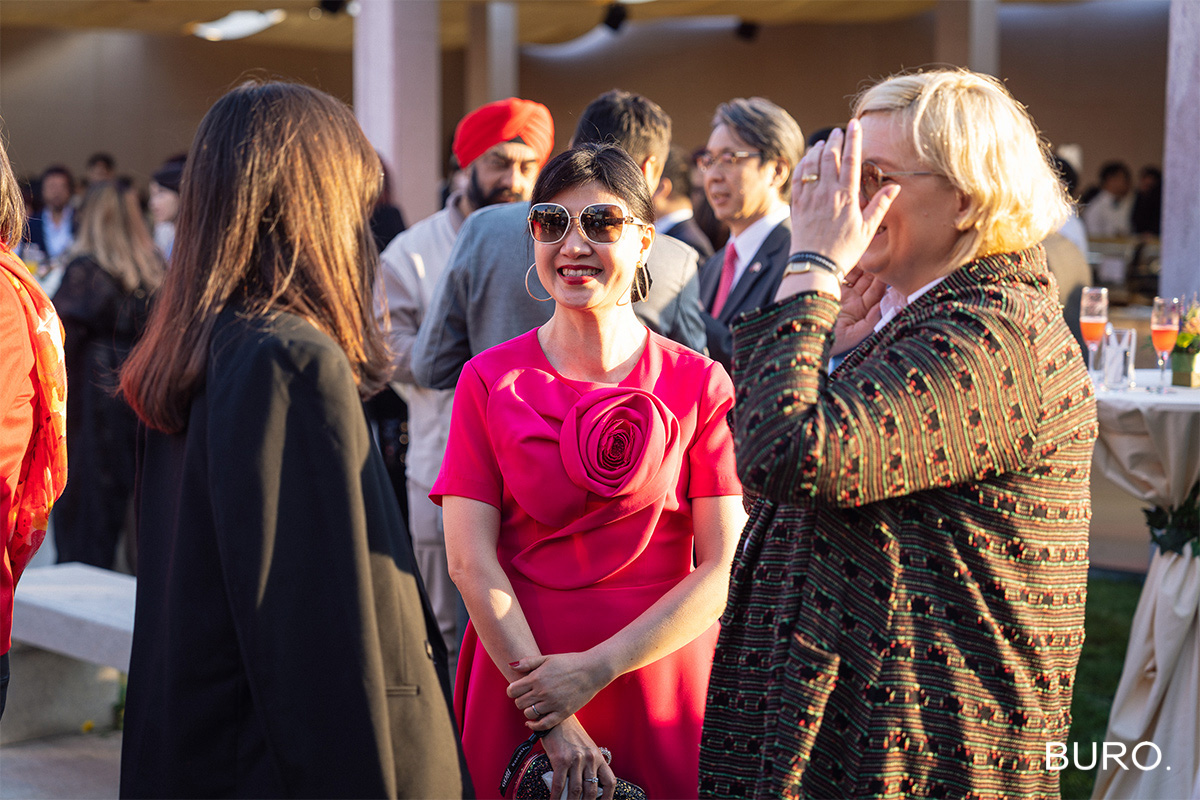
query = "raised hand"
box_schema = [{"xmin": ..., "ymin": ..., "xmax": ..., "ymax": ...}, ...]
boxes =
[{"xmin": 789, "ymin": 120, "xmax": 899, "ymax": 273}]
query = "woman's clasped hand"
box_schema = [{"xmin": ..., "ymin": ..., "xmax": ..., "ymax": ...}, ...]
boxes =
[
  {"xmin": 523, "ymin": 711, "xmax": 617, "ymax": 800},
  {"xmin": 507, "ymin": 652, "xmax": 609, "ymax": 731}
]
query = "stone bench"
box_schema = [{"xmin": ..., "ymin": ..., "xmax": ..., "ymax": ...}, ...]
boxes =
[
  {"xmin": 11, "ymin": 562, "xmax": 135, "ymax": 672},
  {"xmin": 2, "ymin": 563, "xmax": 136, "ymax": 744}
]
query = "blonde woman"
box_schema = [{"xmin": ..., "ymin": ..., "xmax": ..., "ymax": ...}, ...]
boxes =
[
  {"xmin": 52, "ymin": 181, "xmax": 163, "ymax": 570},
  {"xmin": 700, "ymin": 69, "xmax": 1096, "ymax": 799}
]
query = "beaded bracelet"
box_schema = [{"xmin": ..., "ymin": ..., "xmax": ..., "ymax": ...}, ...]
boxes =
[{"xmin": 786, "ymin": 251, "xmax": 842, "ymax": 276}]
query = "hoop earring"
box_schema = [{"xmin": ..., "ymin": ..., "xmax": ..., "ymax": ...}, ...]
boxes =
[
  {"xmin": 525, "ymin": 263, "xmax": 552, "ymax": 302},
  {"xmin": 631, "ymin": 262, "xmax": 652, "ymax": 303},
  {"xmin": 618, "ymin": 261, "xmax": 647, "ymax": 307}
]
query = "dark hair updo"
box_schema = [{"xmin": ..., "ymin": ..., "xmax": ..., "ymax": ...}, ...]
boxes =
[{"xmin": 531, "ymin": 143, "xmax": 654, "ymax": 226}]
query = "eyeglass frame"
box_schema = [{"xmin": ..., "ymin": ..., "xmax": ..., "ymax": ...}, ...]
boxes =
[
  {"xmin": 695, "ymin": 150, "xmax": 765, "ymax": 173},
  {"xmin": 527, "ymin": 202, "xmax": 650, "ymax": 246},
  {"xmin": 860, "ymin": 160, "xmax": 938, "ymax": 199}
]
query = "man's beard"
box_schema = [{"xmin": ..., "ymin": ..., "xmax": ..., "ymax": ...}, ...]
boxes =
[{"xmin": 466, "ymin": 168, "xmax": 522, "ymax": 209}]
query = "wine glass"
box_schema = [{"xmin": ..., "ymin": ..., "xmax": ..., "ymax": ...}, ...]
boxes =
[
  {"xmin": 1080, "ymin": 287, "xmax": 1108, "ymax": 382},
  {"xmin": 1150, "ymin": 296, "xmax": 1181, "ymax": 393}
]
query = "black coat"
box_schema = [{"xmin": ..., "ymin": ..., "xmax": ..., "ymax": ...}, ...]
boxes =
[
  {"xmin": 52, "ymin": 256, "xmax": 148, "ymax": 568},
  {"xmin": 120, "ymin": 308, "xmax": 470, "ymax": 799}
]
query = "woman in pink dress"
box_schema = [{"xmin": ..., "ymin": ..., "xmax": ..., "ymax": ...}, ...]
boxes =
[{"xmin": 435, "ymin": 143, "xmax": 746, "ymax": 800}]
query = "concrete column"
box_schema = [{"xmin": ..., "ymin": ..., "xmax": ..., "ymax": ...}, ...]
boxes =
[
  {"xmin": 968, "ymin": 0, "xmax": 999, "ymax": 76},
  {"xmin": 465, "ymin": 2, "xmax": 519, "ymax": 111},
  {"xmin": 354, "ymin": 0, "xmax": 441, "ymax": 224},
  {"xmin": 1159, "ymin": 0, "xmax": 1200, "ymax": 300},
  {"xmin": 934, "ymin": 0, "xmax": 999, "ymax": 76}
]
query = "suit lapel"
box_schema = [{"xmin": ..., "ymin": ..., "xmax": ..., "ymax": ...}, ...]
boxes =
[
  {"xmin": 699, "ymin": 248, "xmax": 724, "ymax": 310},
  {"xmin": 718, "ymin": 221, "xmax": 790, "ymax": 324}
]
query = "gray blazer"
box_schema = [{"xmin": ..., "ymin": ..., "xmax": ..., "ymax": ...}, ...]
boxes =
[{"xmin": 411, "ymin": 201, "xmax": 707, "ymax": 390}]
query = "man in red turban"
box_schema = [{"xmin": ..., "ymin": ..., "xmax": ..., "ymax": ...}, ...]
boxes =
[
  {"xmin": 453, "ymin": 97, "xmax": 554, "ymax": 214},
  {"xmin": 378, "ymin": 97, "xmax": 553, "ymax": 684}
]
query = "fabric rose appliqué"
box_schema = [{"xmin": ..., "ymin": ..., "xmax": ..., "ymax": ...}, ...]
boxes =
[
  {"xmin": 493, "ymin": 377, "xmax": 686, "ymax": 588},
  {"xmin": 560, "ymin": 387, "xmax": 681, "ymax": 500}
]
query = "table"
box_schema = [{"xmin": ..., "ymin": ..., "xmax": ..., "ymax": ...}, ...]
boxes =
[
  {"xmin": 1092, "ymin": 369, "xmax": 1200, "ymax": 511},
  {"xmin": 1090, "ymin": 370, "xmax": 1200, "ymax": 800}
]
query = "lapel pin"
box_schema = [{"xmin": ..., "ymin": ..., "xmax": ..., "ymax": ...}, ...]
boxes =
[{"xmin": 749, "ymin": 262, "xmax": 762, "ymax": 273}]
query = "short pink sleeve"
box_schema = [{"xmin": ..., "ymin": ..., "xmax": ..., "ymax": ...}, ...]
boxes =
[
  {"xmin": 429, "ymin": 361, "xmax": 503, "ymax": 508},
  {"xmin": 687, "ymin": 363, "xmax": 741, "ymax": 499}
]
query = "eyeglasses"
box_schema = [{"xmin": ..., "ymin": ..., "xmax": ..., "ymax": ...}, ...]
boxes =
[
  {"xmin": 860, "ymin": 160, "xmax": 937, "ymax": 199},
  {"xmin": 695, "ymin": 150, "xmax": 763, "ymax": 172},
  {"xmin": 528, "ymin": 202, "xmax": 647, "ymax": 245}
]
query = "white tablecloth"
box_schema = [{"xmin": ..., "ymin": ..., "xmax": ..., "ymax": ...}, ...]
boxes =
[
  {"xmin": 1091, "ymin": 370, "xmax": 1200, "ymax": 800},
  {"xmin": 1092, "ymin": 370, "xmax": 1200, "ymax": 509}
]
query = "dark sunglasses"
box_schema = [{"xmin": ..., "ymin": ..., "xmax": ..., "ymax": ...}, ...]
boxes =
[
  {"xmin": 528, "ymin": 202, "xmax": 647, "ymax": 245},
  {"xmin": 860, "ymin": 160, "xmax": 937, "ymax": 199}
]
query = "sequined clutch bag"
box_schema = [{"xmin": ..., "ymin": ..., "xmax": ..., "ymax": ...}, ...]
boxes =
[{"xmin": 501, "ymin": 731, "xmax": 647, "ymax": 800}]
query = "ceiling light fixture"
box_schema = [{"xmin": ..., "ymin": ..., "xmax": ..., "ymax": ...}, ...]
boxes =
[
  {"xmin": 735, "ymin": 21, "xmax": 760, "ymax": 41},
  {"xmin": 189, "ymin": 9, "xmax": 286, "ymax": 42},
  {"xmin": 603, "ymin": 3, "xmax": 627, "ymax": 31}
]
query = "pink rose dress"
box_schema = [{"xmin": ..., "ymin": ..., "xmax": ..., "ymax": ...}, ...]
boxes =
[{"xmin": 432, "ymin": 329, "xmax": 740, "ymax": 799}]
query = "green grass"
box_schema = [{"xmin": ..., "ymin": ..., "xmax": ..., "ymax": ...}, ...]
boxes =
[{"xmin": 1060, "ymin": 571, "xmax": 1146, "ymax": 799}]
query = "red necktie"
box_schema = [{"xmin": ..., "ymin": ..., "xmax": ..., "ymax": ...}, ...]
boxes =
[{"xmin": 711, "ymin": 240, "xmax": 738, "ymax": 316}]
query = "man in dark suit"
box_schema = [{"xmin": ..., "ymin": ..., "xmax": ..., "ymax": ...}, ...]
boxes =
[
  {"xmin": 697, "ymin": 97, "xmax": 804, "ymax": 373},
  {"xmin": 654, "ymin": 145, "xmax": 714, "ymax": 260}
]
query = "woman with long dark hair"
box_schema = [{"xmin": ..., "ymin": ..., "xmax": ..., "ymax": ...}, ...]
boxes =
[
  {"xmin": 118, "ymin": 81, "xmax": 469, "ymax": 798},
  {"xmin": 52, "ymin": 180, "xmax": 162, "ymax": 570}
]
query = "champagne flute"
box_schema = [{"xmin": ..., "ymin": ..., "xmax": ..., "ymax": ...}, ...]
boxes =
[
  {"xmin": 1150, "ymin": 296, "xmax": 1180, "ymax": 393},
  {"xmin": 1080, "ymin": 287, "xmax": 1108, "ymax": 382}
]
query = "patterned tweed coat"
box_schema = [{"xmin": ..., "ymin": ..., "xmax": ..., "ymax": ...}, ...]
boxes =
[{"xmin": 699, "ymin": 248, "xmax": 1096, "ymax": 799}]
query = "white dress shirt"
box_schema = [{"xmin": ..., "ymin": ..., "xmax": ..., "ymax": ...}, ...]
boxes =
[
  {"xmin": 873, "ymin": 276, "xmax": 948, "ymax": 333},
  {"xmin": 725, "ymin": 205, "xmax": 789, "ymax": 289}
]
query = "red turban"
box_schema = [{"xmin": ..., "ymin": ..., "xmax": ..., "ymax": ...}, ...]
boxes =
[{"xmin": 452, "ymin": 98, "xmax": 554, "ymax": 169}]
